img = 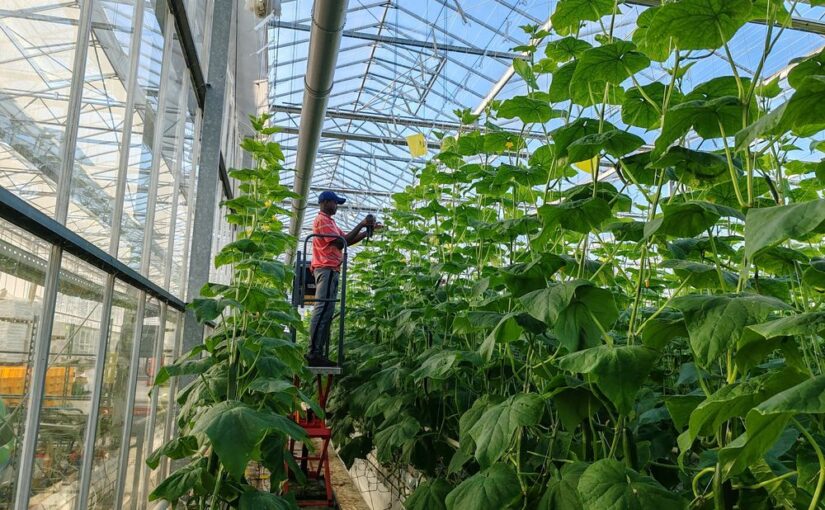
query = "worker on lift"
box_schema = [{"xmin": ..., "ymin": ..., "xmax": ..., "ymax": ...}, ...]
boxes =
[{"xmin": 307, "ymin": 190, "xmax": 381, "ymax": 367}]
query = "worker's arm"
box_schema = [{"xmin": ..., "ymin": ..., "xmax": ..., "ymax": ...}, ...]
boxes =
[
  {"xmin": 332, "ymin": 219, "xmax": 383, "ymax": 248},
  {"xmin": 331, "ymin": 221, "xmax": 365, "ymax": 248}
]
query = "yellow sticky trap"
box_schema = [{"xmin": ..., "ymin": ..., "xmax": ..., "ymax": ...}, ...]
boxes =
[
  {"xmin": 573, "ymin": 156, "xmax": 600, "ymax": 173},
  {"xmin": 406, "ymin": 133, "xmax": 428, "ymax": 157}
]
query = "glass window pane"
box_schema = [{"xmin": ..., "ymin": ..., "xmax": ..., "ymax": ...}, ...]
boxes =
[
  {"xmin": 0, "ymin": 2, "xmax": 81, "ymax": 216},
  {"xmin": 65, "ymin": 0, "xmax": 138, "ymax": 251},
  {"xmin": 185, "ymin": 0, "xmax": 211, "ymax": 69},
  {"xmin": 147, "ymin": 34, "xmax": 187, "ymax": 287},
  {"xmin": 169, "ymin": 86, "xmax": 198, "ymax": 297},
  {"xmin": 87, "ymin": 280, "xmax": 139, "ymax": 509},
  {"xmin": 118, "ymin": 1, "xmax": 168, "ymax": 270},
  {"xmin": 0, "ymin": 219, "xmax": 51, "ymax": 509},
  {"xmin": 143, "ymin": 308, "xmax": 179, "ymax": 497},
  {"xmin": 28, "ymin": 254, "xmax": 106, "ymax": 507},
  {"xmin": 120, "ymin": 296, "xmax": 159, "ymax": 510}
]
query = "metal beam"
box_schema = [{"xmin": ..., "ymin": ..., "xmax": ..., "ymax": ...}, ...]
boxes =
[
  {"xmin": 287, "ymin": 0, "xmax": 350, "ymax": 260},
  {"xmin": 0, "ymin": 187, "xmax": 186, "ymax": 310},
  {"xmin": 271, "ymin": 104, "xmax": 548, "ymax": 138},
  {"xmin": 277, "ymin": 124, "xmax": 442, "ymax": 149},
  {"xmin": 278, "ymin": 144, "xmax": 424, "ymax": 163},
  {"xmin": 271, "ymin": 20, "xmax": 522, "ymax": 60},
  {"xmin": 309, "ymin": 186, "xmax": 394, "ymax": 197},
  {"xmin": 181, "ymin": 0, "xmax": 234, "ymax": 371}
]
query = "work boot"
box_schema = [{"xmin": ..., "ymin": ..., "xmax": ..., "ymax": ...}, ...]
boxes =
[{"xmin": 307, "ymin": 355, "xmax": 336, "ymax": 368}]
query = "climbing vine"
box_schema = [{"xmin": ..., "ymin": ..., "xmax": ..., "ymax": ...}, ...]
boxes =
[
  {"xmin": 146, "ymin": 115, "xmax": 313, "ymax": 509},
  {"xmin": 331, "ymin": 2, "xmax": 825, "ymax": 509}
]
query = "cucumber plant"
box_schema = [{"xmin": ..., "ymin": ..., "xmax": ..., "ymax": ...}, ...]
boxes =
[
  {"xmin": 330, "ymin": 2, "xmax": 825, "ymax": 509},
  {"xmin": 146, "ymin": 115, "xmax": 313, "ymax": 509}
]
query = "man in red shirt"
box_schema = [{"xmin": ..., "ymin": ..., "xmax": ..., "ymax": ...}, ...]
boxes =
[{"xmin": 308, "ymin": 190, "xmax": 380, "ymax": 366}]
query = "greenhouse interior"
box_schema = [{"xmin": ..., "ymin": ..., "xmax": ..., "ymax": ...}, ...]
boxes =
[{"xmin": 2, "ymin": 0, "xmax": 825, "ymax": 509}]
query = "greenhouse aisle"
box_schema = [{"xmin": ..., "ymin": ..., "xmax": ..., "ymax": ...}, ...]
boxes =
[{"xmin": 2, "ymin": 0, "xmax": 825, "ymax": 509}]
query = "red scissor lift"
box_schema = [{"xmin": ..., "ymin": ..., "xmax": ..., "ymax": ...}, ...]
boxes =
[{"xmin": 285, "ymin": 234, "xmax": 348, "ymax": 508}]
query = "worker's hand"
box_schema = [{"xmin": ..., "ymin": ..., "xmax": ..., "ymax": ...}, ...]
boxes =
[{"xmin": 360, "ymin": 214, "xmax": 376, "ymax": 230}]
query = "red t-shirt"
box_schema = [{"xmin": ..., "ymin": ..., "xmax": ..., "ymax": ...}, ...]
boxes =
[{"xmin": 311, "ymin": 211, "xmax": 345, "ymax": 271}]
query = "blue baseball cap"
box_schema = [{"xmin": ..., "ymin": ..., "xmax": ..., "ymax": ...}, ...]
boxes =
[{"xmin": 318, "ymin": 190, "xmax": 346, "ymax": 204}]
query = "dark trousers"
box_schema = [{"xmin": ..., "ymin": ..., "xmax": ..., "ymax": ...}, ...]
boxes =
[{"xmin": 308, "ymin": 267, "xmax": 339, "ymax": 358}]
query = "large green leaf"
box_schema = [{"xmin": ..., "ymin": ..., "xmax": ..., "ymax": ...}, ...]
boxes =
[
  {"xmin": 736, "ymin": 312, "xmax": 825, "ymax": 372},
  {"xmin": 651, "ymin": 147, "xmax": 731, "ymax": 186},
  {"xmin": 538, "ymin": 198, "xmax": 613, "ymax": 234},
  {"xmin": 411, "ymin": 350, "xmax": 462, "ymax": 381},
  {"xmin": 803, "ymin": 259, "xmax": 825, "ymax": 291},
  {"xmin": 146, "ymin": 436, "xmax": 199, "ymax": 470},
  {"xmin": 521, "ymin": 281, "xmax": 619, "ymax": 352},
  {"xmin": 374, "ymin": 415, "xmax": 420, "ymax": 463},
  {"xmin": 744, "ymin": 311, "xmax": 825, "ymax": 342},
  {"xmin": 497, "ymin": 96, "xmax": 558, "ymax": 124},
  {"xmin": 619, "ymin": 151, "xmax": 658, "ymax": 185},
  {"xmin": 498, "ymin": 254, "xmax": 567, "ymax": 297},
  {"xmin": 640, "ymin": 311, "xmax": 688, "ymax": 350},
  {"xmin": 633, "ymin": 7, "xmax": 671, "ymax": 61},
  {"xmin": 513, "ymin": 58, "xmax": 538, "ymax": 89},
  {"xmin": 744, "ymin": 200, "xmax": 825, "ymax": 258},
  {"xmin": 551, "ymin": 0, "xmax": 614, "ymax": 36},
  {"xmin": 647, "ymin": 0, "xmax": 752, "ymax": 51},
  {"xmin": 550, "ymin": 384, "xmax": 603, "ymax": 431},
  {"xmin": 567, "ymin": 130, "xmax": 645, "ymax": 162},
  {"xmin": 557, "ymin": 345, "xmax": 659, "ymax": 415},
  {"xmin": 734, "ymin": 102, "xmax": 788, "ymax": 151},
  {"xmin": 788, "ymin": 48, "xmax": 825, "ymax": 89},
  {"xmin": 672, "ymin": 294, "xmax": 791, "ymax": 367},
  {"xmin": 679, "ymin": 368, "xmax": 807, "ymax": 456},
  {"xmin": 577, "ymin": 459, "xmax": 688, "ymax": 510},
  {"xmin": 149, "ymin": 458, "xmax": 214, "ymax": 503},
  {"xmin": 720, "ymin": 375, "xmax": 825, "ymax": 477},
  {"xmin": 468, "ymin": 394, "xmax": 544, "ymax": 468},
  {"xmin": 548, "ymin": 61, "xmax": 578, "ymax": 103},
  {"xmin": 553, "ymin": 118, "xmax": 606, "ymax": 158},
  {"xmin": 783, "ymin": 75, "xmax": 825, "ymax": 135},
  {"xmin": 445, "ymin": 463, "xmax": 522, "ymax": 510},
  {"xmin": 191, "ymin": 401, "xmax": 306, "ymax": 479},
  {"xmin": 622, "ymin": 82, "xmax": 679, "ymax": 129},
  {"xmin": 660, "ymin": 259, "xmax": 737, "ymax": 290},
  {"xmin": 479, "ymin": 313, "xmax": 525, "ymax": 360},
  {"xmin": 238, "ymin": 491, "xmax": 293, "ymax": 510},
  {"xmin": 572, "ymin": 40, "xmax": 650, "ymax": 85},
  {"xmin": 665, "ymin": 395, "xmax": 704, "ymax": 430},
  {"xmin": 644, "ymin": 201, "xmax": 743, "ymax": 239},
  {"xmin": 654, "ymin": 97, "xmax": 745, "ymax": 155},
  {"xmin": 539, "ymin": 463, "xmax": 587, "ymax": 509},
  {"xmin": 544, "ymin": 36, "xmax": 592, "ymax": 63},
  {"xmin": 405, "ymin": 479, "xmax": 451, "ymax": 510}
]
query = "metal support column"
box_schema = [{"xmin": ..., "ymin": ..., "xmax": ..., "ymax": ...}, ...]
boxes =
[{"xmin": 180, "ymin": 0, "xmax": 234, "ymax": 357}]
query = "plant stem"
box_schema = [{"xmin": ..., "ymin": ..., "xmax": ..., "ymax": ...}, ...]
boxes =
[{"xmin": 794, "ymin": 418, "xmax": 825, "ymax": 510}]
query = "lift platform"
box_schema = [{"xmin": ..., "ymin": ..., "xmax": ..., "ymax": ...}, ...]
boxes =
[{"xmin": 285, "ymin": 234, "xmax": 347, "ymax": 508}]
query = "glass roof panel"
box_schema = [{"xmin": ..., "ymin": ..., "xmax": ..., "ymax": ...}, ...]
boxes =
[{"xmin": 269, "ymin": 1, "xmax": 825, "ymax": 239}]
